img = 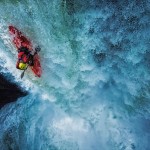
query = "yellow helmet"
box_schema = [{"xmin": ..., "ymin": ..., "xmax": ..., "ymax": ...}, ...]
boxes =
[{"xmin": 19, "ymin": 62, "xmax": 27, "ymax": 70}]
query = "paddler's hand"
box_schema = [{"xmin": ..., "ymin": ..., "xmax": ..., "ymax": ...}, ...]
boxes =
[
  {"xmin": 28, "ymin": 60, "xmax": 34, "ymax": 66},
  {"xmin": 28, "ymin": 60, "xmax": 32, "ymax": 65},
  {"xmin": 35, "ymin": 46, "xmax": 41, "ymax": 52}
]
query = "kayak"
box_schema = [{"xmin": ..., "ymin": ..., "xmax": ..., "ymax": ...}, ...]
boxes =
[{"xmin": 9, "ymin": 25, "xmax": 42, "ymax": 77}]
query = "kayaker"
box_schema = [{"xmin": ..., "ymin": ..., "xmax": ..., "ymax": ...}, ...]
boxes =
[{"xmin": 16, "ymin": 46, "xmax": 40, "ymax": 70}]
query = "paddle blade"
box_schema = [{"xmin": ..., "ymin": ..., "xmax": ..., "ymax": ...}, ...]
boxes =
[{"xmin": 21, "ymin": 70, "xmax": 25, "ymax": 79}]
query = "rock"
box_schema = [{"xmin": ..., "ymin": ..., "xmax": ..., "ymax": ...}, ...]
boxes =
[{"xmin": 0, "ymin": 74, "xmax": 27, "ymax": 108}]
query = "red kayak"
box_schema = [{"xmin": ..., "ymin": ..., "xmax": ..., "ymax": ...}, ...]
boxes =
[{"xmin": 9, "ymin": 25, "xmax": 42, "ymax": 77}]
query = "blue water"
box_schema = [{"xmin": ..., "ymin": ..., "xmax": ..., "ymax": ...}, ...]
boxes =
[{"xmin": 0, "ymin": 0, "xmax": 150, "ymax": 149}]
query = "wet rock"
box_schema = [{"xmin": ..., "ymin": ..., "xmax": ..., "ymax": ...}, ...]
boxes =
[{"xmin": 0, "ymin": 74, "xmax": 27, "ymax": 108}]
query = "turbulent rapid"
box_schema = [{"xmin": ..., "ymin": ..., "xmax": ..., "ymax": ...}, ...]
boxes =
[{"xmin": 0, "ymin": 0, "xmax": 150, "ymax": 150}]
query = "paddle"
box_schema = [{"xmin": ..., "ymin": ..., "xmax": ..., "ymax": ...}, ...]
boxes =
[{"xmin": 20, "ymin": 64, "xmax": 29, "ymax": 79}]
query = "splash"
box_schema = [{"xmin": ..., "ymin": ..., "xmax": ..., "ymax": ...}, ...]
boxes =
[{"xmin": 0, "ymin": 0, "xmax": 150, "ymax": 150}]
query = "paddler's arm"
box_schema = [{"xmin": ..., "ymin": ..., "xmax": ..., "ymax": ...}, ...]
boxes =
[{"xmin": 16, "ymin": 61, "xmax": 20, "ymax": 69}]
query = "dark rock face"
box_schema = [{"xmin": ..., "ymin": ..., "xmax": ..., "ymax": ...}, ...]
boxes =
[{"xmin": 0, "ymin": 74, "xmax": 27, "ymax": 108}]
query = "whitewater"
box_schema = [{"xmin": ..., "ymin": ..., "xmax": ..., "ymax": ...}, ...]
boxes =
[{"xmin": 0, "ymin": 0, "xmax": 150, "ymax": 150}]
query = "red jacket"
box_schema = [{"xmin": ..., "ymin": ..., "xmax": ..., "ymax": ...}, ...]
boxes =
[{"xmin": 16, "ymin": 51, "xmax": 30, "ymax": 69}]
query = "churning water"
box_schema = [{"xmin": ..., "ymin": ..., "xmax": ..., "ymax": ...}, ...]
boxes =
[{"xmin": 0, "ymin": 0, "xmax": 150, "ymax": 150}]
